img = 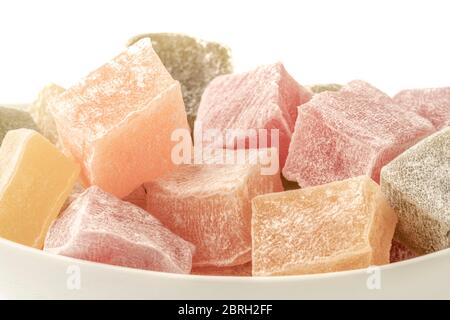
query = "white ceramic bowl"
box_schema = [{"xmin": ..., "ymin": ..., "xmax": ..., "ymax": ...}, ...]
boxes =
[
  {"xmin": 1, "ymin": 237, "xmax": 449, "ymax": 299},
  {"xmin": 1, "ymin": 105, "xmax": 449, "ymax": 299}
]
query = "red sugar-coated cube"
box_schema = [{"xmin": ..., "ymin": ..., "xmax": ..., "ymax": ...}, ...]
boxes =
[{"xmin": 283, "ymin": 81, "xmax": 435, "ymax": 187}]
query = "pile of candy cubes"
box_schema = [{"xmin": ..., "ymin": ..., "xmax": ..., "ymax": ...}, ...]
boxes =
[{"xmin": 0, "ymin": 33, "xmax": 448, "ymax": 276}]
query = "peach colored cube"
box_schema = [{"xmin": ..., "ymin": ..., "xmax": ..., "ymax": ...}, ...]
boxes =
[
  {"xmin": 50, "ymin": 38, "xmax": 190, "ymax": 198},
  {"xmin": 252, "ymin": 176, "xmax": 397, "ymax": 276},
  {"xmin": 145, "ymin": 149, "xmax": 283, "ymax": 268}
]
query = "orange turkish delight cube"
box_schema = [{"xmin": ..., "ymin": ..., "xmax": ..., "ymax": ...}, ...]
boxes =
[
  {"xmin": 252, "ymin": 175, "xmax": 397, "ymax": 276},
  {"xmin": 50, "ymin": 38, "xmax": 190, "ymax": 198}
]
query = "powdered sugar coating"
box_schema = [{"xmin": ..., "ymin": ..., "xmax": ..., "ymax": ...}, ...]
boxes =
[
  {"xmin": 283, "ymin": 80, "xmax": 435, "ymax": 187},
  {"xmin": 252, "ymin": 176, "xmax": 397, "ymax": 276},
  {"xmin": 50, "ymin": 38, "xmax": 190, "ymax": 198},
  {"xmin": 381, "ymin": 127, "xmax": 450, "ymax": 254},
  {"xmin": 145, "ymin": 149, "xmax": 283, "ymax": 268},
  {"xmin": 44, "ymin": 186, "xmax": 195, "ymax": 274},
  {"xmin": 394, "ymin": 87, "xmax": 450, "ymax": 130},
  {"xmin": 195, "ymin": 63, "xmax": 311, "ymax": 166},
  {"xmin": 52, "ymin": 39, "xmax": 175, "ymax": 144}
]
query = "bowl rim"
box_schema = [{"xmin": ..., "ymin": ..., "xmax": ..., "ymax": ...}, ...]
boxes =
[{"xmin": 1, "ymin": 236, "xmax": 448, "ymax": 283}]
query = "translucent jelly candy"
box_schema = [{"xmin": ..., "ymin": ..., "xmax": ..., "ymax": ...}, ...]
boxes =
[
  {"xmin": 394, "ymin": 87, "xmax": 450, "ymax": 130},
  {"xmin": 127, "ymin": 33, "xmax": 233, "ymax": 130},
  {"xmin": 195, "ymin": 63, "xmax": 312, "ymax": 167},
  {"xmin": 29, "ymin": 83, "xmax": 65, "ymax": 144},
  {"xmin": 44, "ymin": 186, "xmax": 195, "ymax": 274},
  {"xmin": 0, "ymin": 106, "xmax": 38, "ymax": 143},
  {"xmin": 0, "ymin": 129, "xmax": 79, "ymax": 248},
  {"xmin": 145, "ymin": 149, "xmax": 283, "ymax": 268},
  {"xmin": 252, "ymin": 176, "xmax": 397, "ymax": 276},
  {"xmin": 381, "ymin": 127, "xmax": 450, "ymax": 254},
  {"xmin": 50, "ymin": 38, "xmax": 191, "ymax": 198},
  {"xmin": 283, "ymin": 81, "xmax": 435, "ymax": 187}
]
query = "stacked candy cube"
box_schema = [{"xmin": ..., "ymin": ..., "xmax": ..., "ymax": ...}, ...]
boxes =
[{"xmin": 0, "ymin": 34, "xmax": 449, "ymax": 276}]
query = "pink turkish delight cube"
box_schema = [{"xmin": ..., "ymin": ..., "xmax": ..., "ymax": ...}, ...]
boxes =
[
  {"xmin": 283, "ymin": 81, "xmax": 435, "ymax": 187},
  {"xmin": 44, "ymin": 186, "xmax": 195, "ymax": 274},
  {"xmin": 195, "ymin": 63, "xmax": 311, "ymax": 167},
  {"xmin": 394, "ymin": 87, "xmax": 450, "ymax": 130}
]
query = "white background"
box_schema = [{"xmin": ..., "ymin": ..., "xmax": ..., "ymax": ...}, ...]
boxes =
[
  {"xmin": 0, "ymin": 0, "xmax": 449, "ymax": 300},
  {"xmin": 0, "ymin": 0, "xmax": 449, "ymax": 104}
]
